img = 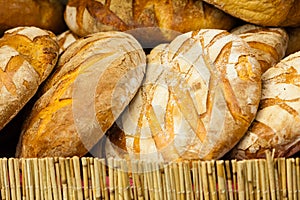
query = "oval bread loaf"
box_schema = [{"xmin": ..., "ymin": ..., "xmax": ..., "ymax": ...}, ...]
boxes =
[
  {"xmin": 16, "ymin": 31, "xmax": 146, "ymax": 158},
  {"xmin": 64, "ymin": 0, "xmax": 238, "ymax": 46},
  {"xmin": 229, "ymin": 51, "xmax": 300, "ymax": 159},
  {"xmin": 0, "ymin": 26, "xmax": 59, "ymax": 131},
  {"xmin": 232, "ymin": 24, "xmax": 288, "ymax": 73},
  {"xmin": 105, "ymin": 29, "xmax": 262, "ymax": 161},
  {"xmin": 203, "ymin": 0, "xmax": 300, "ymax": 27}
]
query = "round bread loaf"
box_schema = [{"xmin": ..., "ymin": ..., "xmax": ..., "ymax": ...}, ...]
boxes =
[
  {"xmin": 0, "ymin": 26, "xmax": 59, "ymax": 131},
  {"xmin": 0, "ymin": 0, "xmax": 67, "ymax": 35},
  {"xmin": 105, "ymin": 29, "xmax": 262, "ymax": 161},
  {"xmin": 229, "ymin": 51, "xmax": 300, "ymax": 159},
  {"xmin": 203, "ymin": 0, "xmax": 300, "ymax": 27},
  {"xmin": 231, "ymin": 24, "xmax": 288, "ymax": 73},
  {"xmin": 64, "ymin": 0, "xmax": 238, "ymax": 47},
  {"xmin": 16, "ymin": 31, "xmax": 146, "ymax": 158}
]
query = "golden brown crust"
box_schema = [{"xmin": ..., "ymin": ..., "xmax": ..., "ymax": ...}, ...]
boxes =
[
  {"xmin": 105, "ymin": 29, "xmax": 262, "ymax": 161},
  {"xmin": 0, "ymin": 26, "xmax": 59, "ymax": 131},
  {"xmin": 16, "ymin": 31, "xmax": 146, "ymax": 158},
  {"xmin": 203, "ymin": 0, "xmax": 300, "ymax": 27},
  {"xmin": 0, "ymin": 0, "xmax": 67, "ymax": 35},
  {"xmin": 229, "ymin": 51, "xmax": 300, "ymax": 159},
  {"xmin": 64, "ymin": 0, "xmax": 238, "ymax": 46}
]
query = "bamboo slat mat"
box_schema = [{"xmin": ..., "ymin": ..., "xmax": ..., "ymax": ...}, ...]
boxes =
[{"xmin": 0, "ymin": 152, "xmax": 299, "ymax": 200}]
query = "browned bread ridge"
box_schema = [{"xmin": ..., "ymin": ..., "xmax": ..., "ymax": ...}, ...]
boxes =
[
  {"xmin": 0, "ymin": 26, "xmax": 59, "ymax": 131},
  {"xmin": 105, "ymin": 29, "xmax": 262, "ymax": 161},
  {"xmin": 231, "ymin": 24, "xmax": 288, "ymax": 73},
  {"xmin": 229, "ymin": 51, "xmax": 300, "ymax": 159},
  {"xmin": 203, "ymin": 0, "xmax": 300, "ymax": 27},
  {"xmin": 16, "ymin": 31, "xmax": 146, "ymax": 158},
  {"xmin": 0, "ymin": 0, "xmax": 67, "ymax": 35},
  {"xmin": 64, "ymin": 0, "xmax": 238, "ymax": 46}
]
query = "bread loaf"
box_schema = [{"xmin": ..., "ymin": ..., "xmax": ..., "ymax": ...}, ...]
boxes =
[
  {"xmin": 229, "ymin": 51, "xmax": 300, "ymax": 159},
  {"xmin": 0, "ymin": 26, "xmax": 59, "ymax": 131},
  {"xmin": 64, "ymin": 0, "xmax": 238, "ymax": 47},
  {"xmin": 0, "ymin": 0, "xmax": 67, "ymax": 35},
  {"xmin": 232, "ymin": 24, "xmax": 288, "ymax": 73},
  {"xmin": 203, "ymin": 0, "xmax": 300, "ymax": 27},
  {"xmin": 16, "ymin": 31, "xmax": 146, "ymax": 158},
  {"xmin": 105, "ymin": 29, "xmax": 262, "ymax": 161}
]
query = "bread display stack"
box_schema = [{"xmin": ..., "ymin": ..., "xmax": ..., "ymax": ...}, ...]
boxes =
[{"xmin": 0, "ymin": 0, "xmax": 298, "ymax": 161}]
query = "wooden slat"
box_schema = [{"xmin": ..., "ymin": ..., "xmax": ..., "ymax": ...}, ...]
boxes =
[
  {"xmin": 0, "ymin": 156, "xmax": 300, "ymax": 200},
  {"xmin": 216, "ymin": 160, "xmax": 227, "ymax": 200}
]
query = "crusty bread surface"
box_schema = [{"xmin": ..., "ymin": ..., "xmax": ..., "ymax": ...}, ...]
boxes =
[
  {"xmin": 229, "ymin": 51, "xmax": 300, "ymax": 159},
  {"xmin": 0, "ymin": 26, "xmax": 59, "ymax": 132},
  {"xmin": 16, "ymin": 31, "xmax": 146, "ymax": 158},
  {"xmin": 105, "ymin": 29, "xmax": 262, "ymax": 161}
]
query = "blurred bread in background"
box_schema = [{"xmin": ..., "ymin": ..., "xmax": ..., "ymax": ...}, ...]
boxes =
[{"xmin": 0, "ymin": 0, "xmax": 68, "ymax": 35}]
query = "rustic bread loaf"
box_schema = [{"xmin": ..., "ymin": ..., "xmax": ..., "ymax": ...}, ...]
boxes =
[
  {"xmin": 0, "ymin": 0, "xmax": 67, "ymax": 35},
  {"xmin": 64, "ymin": 0, "xmax": 238, "ymax": 47},
  {"xmin": 203, "ymin": 0, "xmax": 300, "ymax": 27},
  {"xmin": 16, "ymin": 31, "xmax": 146, "ymax": 158},
  {"xmin": 0, "ymin": 26, "xmax": 59, "ymax": 131},
  {"xmin": 229, "ymin": 51, "xmax": 300, "ymax": 159},
  {"xmin": 105, "ymin": 29, "xmax": 262, "ymax": 161},
  {"xmin": 231, "ymin": 24, "xmax": 288, "ymax": 73}
]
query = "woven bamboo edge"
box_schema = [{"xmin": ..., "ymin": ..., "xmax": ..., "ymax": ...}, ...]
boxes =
[{"xmin": 0, "ymin": 151, "xmax": 299, "ymax": 200}]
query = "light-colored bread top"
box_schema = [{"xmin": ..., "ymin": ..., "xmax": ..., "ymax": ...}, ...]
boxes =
[
  {"xmin": 232, "ymin": 24, "xmax": 288, "ymax": 73},
  {"xmin": 105, "ymin": 29, "xmax": 262, "ymax": 161},
  {"xmin": 64, "ymin": 0, "xmax": 237, "ymax": 47},
  {"xmin": 203, "ymin": 0, "xmax": 300, "ymax": 27},
  {"xmin": 229, "ymin": 51, "xmax": 300, "ymax": 159},
  {"xmin": 16, "ymin": 31, "xmax": 146, "ymax": 158},
  {"xmin": 0, "ymin": 26, "xmax": 59, "ymax": 131}
]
